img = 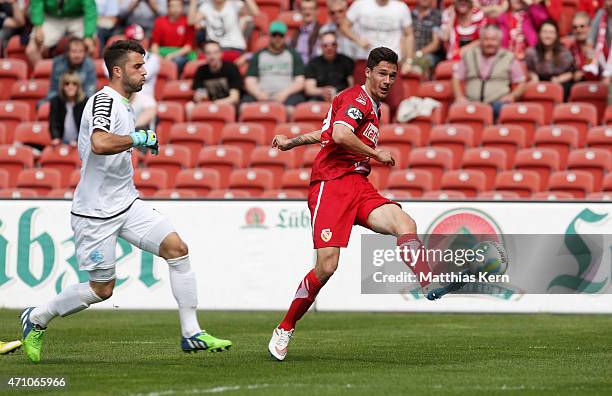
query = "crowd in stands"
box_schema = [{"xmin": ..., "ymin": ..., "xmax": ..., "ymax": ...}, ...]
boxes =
[{"xmin": 0, "ymin": 0, "xmax": 610, "ymax": 200}]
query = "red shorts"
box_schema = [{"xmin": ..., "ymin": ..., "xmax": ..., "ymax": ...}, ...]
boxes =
[{"xmin": 308, "ymin": 173, "xmax": 399, "ymax": 249}]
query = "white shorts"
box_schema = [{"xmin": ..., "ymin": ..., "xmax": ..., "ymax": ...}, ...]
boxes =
[
  {"xmin": 42, "ymin": 16, "xmax": 84, "ymax": 48},
  {"xmin": 71, "ymin": 199, "xmax": 175, "ymax": 281}
]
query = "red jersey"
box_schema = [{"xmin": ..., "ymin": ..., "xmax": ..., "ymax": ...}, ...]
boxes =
[
  {"xmin": 310, "ymin": 85, "xmax": 381, "ymax": 183},
  {"xmin": 151, "ymin": 15, "xmax": 195, "ymax": 48}
]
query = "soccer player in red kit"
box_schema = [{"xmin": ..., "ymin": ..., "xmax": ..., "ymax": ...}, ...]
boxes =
[{"xmin": 268, "ymin": 47, "xmax": 457, "ymax": 361}]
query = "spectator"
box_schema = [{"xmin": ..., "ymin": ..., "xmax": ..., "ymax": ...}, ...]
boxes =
[
  {"xmin": 119, "ymin": 0, "xmax": 166, "ymax": 34},
  {"xmin": 289, "ymin": 0, "xmax": 321, "ymax": 65},
  {"xmin": 131, "ymin": 92, "xmax": 157, "ymax": 130},
  {"xmin": 476, "ymin": 0, "xmax": 508, "ymax": 20},
  {"xmin": 585, "ymin": 0, "xmax": 611, "ymax": 80},
  {"xmin": 525, "ymin": 20, "xmax": 574, "ymax": 100},
  {"xmin": 497, "ymin": 0, "xmax": 548, "ymax": 61},
  {"xmin": 411, "ymin": 0, "xmax": 443, "ymax": 76},
  {"xmin": 440, "ymin": 0, "xmax": 486, "ymax": 61},
  {"xmin": 320, "ymin": 0, "xmax": 355, "ymax": 58},
  {"xmin": 151, "ymin": 0, "xmax": 195, "ymax": 75},
  {"xmin": 26, "ymin": 0, "xmax": 98, "ymax": 66},
  {"xmin": 49, "ymin": 71, "xmax": 87, "ymax": 147},
  {"xmin": 96, "ymin": 0, "xmax": 120, "ymax": 56},
  {"xmin": 0, "ymin": 0, "xmax": 26, "ymax": 53},
  {"xmin": 304, "ymin": 31, "xmax": 354, "ymax": 102},
  {"xmin": 187, "ymin": 0, "xmax": 259, "ymax": 62},
  {"xmin": 191, "ymin": 40, "xmax": 242, "ymax": 106},
  {"xmin": 47, "ymin": 37, "xmax": 96, "ymax": 101},
  {"xmin": 568, "ymin": 12, "xmax": 596, "ymax": 82},
  {"xmin": 452, "ymin": 25, "xmax": 526, "ymax": 120},
  {"xmin": 243, "ymin": 21, "xmax": 306, "ymax": 107},
  {"xmin": 125, "ymin": 23, "xmax": 160, "ymax": 99}
]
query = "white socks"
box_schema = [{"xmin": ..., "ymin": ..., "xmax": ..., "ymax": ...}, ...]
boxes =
[
  {"xmin": 30, "ymin": 283, "xmax": 103, "ymax": 328},
  {"xmin": 167, "ymin": 255, "xmax": 202, "ymax": 338}
]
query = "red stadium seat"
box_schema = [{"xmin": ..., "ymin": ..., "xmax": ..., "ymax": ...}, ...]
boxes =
[
  {"xmin": 14, "ymin": 122, "xmax": 51, "ymax": 147},
  {"xmin": 154, "ymin": 59, "xmax": 178, "ymax": 100},
  {"xmin": 410, "ymin": 107, "xmax": 442, "ymax": 142},
  {"xmin": 494, "ymin": 170, "xmax": 541, "ymax": 197},
  {"xmin": 196, "ymin": 146, "xmax": 243, "ymax": 188},
  {"xmin": 380, "ymin": 189, "xmax": 414, "ymax": 200},
  {"xmin": 429, "ymin": 124, "xmax": 474, "ymax": 168},
  {"xmin": 143, "ymin": 145, "xmax": 191, "ymax": 182},
  {"xmin": 249, "ymin": 146, "xmax": 296, "ymax": 188},
  {"xmin": 16, "ymin": 168, "xmax": 61, "ymax": 196},
  {"xmin": 247, "ymin": 13, "xmax": 270, "ymax": 52},
  {"xmin": 566, "ymin": 148, "xmax": 611, "ymax": 191},
  {"xmin": 547, "ymin": 170, "xmax": 594, "ymax": 198},
  {"xmin": 387, "ymin": 169, "xmax": 434, "ymax": 196},
  {"xmin": 277, "ymin": 10, "xmax": 304, "ymax": 38},
  {"xmin": 370, "ymin": 146, "xmax": 402, "ymax": 188},
  {"xmin": 228, "ymin": 168, "xmax": 274, "ymax": 196},
  {"xmin": 421, "ymin": 190, "xmax": 467, "ymax": 199},
  {"xmin": 0, "ymin": 188, "xmax": 38, "ymax": 198},
  {"xmin": 168, "ymin": 123, "xmax": 215, "ymax": 164},
  {"xmin": 0, "ymin": 58, "xmax": 27, "ymax": 100},
  {"xmin": 174, "ymin": 168, "xmax": 221, "ymax": 196},
  {"xmin": 447, "ymin": 102, "xmax": 492, "ymax": 144},
  {"xmin": 47, "ymin": 188, "xmax": 75, "ymax": 199},
  {"xmin": 239, "ymin": 102, "xmax": 287, "ymax": 140},
  {"xmin": 481, "ymin": 125, "xmax": 526, "ymax": 168},
  {"xmin": 160, "ymin": 80, "xmax": 194, "ymax": 107},
  {"xmin": 280, "ymin": 168, "xmax": 311, "ymax": 195},
  {"xmin": 156, "ymin": 101, "xmax": 185, "ymax": 143},
  {"xmin": 514, "ymin": 148, "xmax": 560, "ymax": 190},
  {"xmin": 0, "ymin": 169, "xmax": 8, "ymax": 189},
  {"xmin": 586, "ymin": 126, "xmax": 612, "ymax": 152},
  {"xmin": 521, "ymin": 82, "xmax": 563, "ymax": 124},
  {"xmin": 260, "ymin": 189, "xmax": 307, "ymax": 199},
  {"xmin": 0, "ymin": 101, "xmax": 31, "ymax": 142},
  {"xmin": 221, "ymin": 123, "xmax": 267, "ymax": 161},
  {"xmin": 0, "ymin": 145, "xmax": 34, "ymax": 186},
  {"xmin": 0, "ymin": 124, "xmax": 6, "ymax": 145},
  {"xmin": 94, "ymin": 59, "xmax": 108, "ymax": 83},
  {"xmin": 531, "ymin": 191, "xmax": 575, "ymax": 200},
  {"xmin": 273, "ymin": 122, "xmax": 317, "ymax": 163},
  {"xmin": 401, "ymin": 70, "xmax": 422, "ymax": 98},
  {"xmin": 301, "ymin": 145, "xmax": 320, "ymax": 168},
  {"xmin": 5, "ymin": 36, "xmax": 28, "ymax": 68},
  {"xmin": 407, "ymin": 147, "xmax": 453, "ymax": 182},
  {"xmin": 39, "ymin": 145, "xmax": 81, "ymax": 186},
  {"xmin": 133, "ymin": 168, "xmax": 168, "ymax": 197},
  {"xmin": 551, "ymin": 102, "xmax": 598, "ymax": 146},
  {"xmin": 602, "ymin": 173, "xmax": 612, "ymax": 192},
  {"xmin": 477, "ymin": 190, "xmax": 521, "ymax": 200},
  {"xmin": 569, "ymin": 82, "xmax": 608, "ymax": 124},
  {"xmin": 32, "ymin": 59, "xmax": 53, "ymax": 79},
  {"xmin": 207, "ymin": 189, "xmax": 252, "ymax": 198},
  {"xmin": 190, "ymin": 102, "xmax": 236, "ymax": 142},
  {"xmin": 440, "ymin": 169, "xmax": 486, "ymax": 197},
  {"xmin": 586, "ymin": 192, "xmax": 612, "ymax": 201},
  {"xmin": 68, "ymin": 169, "xmax": 80, "ymax": 189},
  {"xmin": 10, "ymin": 79, "xmax": 49, "ymax": 117},
  {"xmin": 153, "ymin": 189, "xmax": 198, "ymax": 199},
  {"xmin": 498, "ymin": 102, "xmax": 544, "ymax": 145},
  {"xmin": 433, "ymin": 60, "xmax": 455, "ymax": 81},
  {"xmin": 256, "ymin": 0, "xmax": 284, "ymax": 23},
  {"xmin": 378, "ymin": 124, "xmax": 422, "ymax": 159},
  {"xmin": 461, "ymin": 147, "xmax": 507, "ymax": 190},
  {"xmin": 533, "ymin": 125, "xmax": 579, "ymax": 168},
  {"xmin": 604, "ymin": 105, "xmax": 612, "ymax": 125},
  {"xmin": 417, "ymin": 80, "xmax": 453, "ymax": 122},
  {"xmin": 293, "ymin": 101, "xmax": 329, "ymax": 125},
  {"xmin": 181, "ymin": 59, "xmax": 207, "ymax": 80},
  {"xmin": 36, "ymin": 101, "xmax": 50, "ymax": 121},
  {"xmin": 380, "ymin": 102, "xmax": 391, "ymax": 124}
]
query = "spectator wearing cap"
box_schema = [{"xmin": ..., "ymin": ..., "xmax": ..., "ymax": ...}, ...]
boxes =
[
  {"xmin": 289, "ymin": 0, "xmax": 321, "ymax": 65},
  {"xmin": 151, "ymin": 0, "xmax": 196, "ymax": 75},
  {"xmin": 243, "ymin": 21, "xmax": 306, "ymax": 108},
  {"xmin": 47, "ymin": 37, "xmax": 96, "ymax": 101},
  {"xmin": 125, "ymin": 23, "xmax": 160, "ymax": 99},
  {"xmin": 440, "ymin": 0, "xmax": 486, "ymax": 61},
  {"xmin": 320, "ymin": 0, "xmax": 355, "ymax": 58}
]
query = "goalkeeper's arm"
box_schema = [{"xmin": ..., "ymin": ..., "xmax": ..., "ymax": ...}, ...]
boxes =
[
  {"xmin": 91, "ymin": 129, "xmax": 158, "ymax": 155},
  {"xmin": 271, "ymin": 130, "xmax": 322, "ymax": 151}
]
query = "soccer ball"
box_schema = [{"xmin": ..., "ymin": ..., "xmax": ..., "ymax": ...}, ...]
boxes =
[{"xmin": 468, "ymin": 241, "xmax": 508, "ymax": 275}]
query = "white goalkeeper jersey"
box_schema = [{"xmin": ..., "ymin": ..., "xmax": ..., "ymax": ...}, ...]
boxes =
[{"xmin": 71, "ymin": 86, "xmax": 139, "ymax": 219}]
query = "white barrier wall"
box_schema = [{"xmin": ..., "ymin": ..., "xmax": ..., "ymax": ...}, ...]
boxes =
[{"xmin": 0, "ymin": 199, "xmax": 610, "ymax": 313}]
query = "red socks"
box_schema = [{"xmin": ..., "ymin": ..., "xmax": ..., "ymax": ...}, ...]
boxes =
[
  {"xmin": 397, "ymin": 233, "xmax": 434, "ymax": 288},
  {"xmin": 279, "ymin": 269, "xmax": 323, "ymax": 331}
]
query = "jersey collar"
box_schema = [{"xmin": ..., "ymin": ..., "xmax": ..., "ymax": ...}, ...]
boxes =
[
  {"xmin": 103, "ymin": 86, "xmax": 131, "ymax": 106},
  {"xmin": 360, "ymin": 85, "xmax": 380, "ymax": 119}
]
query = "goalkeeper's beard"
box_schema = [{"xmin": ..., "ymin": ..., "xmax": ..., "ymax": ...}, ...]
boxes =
[{"xmin": 122, "ymin": 75, "xmax": 145, "ymax": 96}]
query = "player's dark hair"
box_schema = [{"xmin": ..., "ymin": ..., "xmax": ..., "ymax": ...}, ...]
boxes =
[
  {"xmin": 366, "ymin": 47, "xmax": 398, "ymax": 69},
  {"xmin": 103, "ymin": 40, "xmax": 146, "ymax": 78}
]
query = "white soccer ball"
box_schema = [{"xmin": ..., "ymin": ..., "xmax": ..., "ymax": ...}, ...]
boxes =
[{"xmin": 468, "ymin": 241, "xmax": 508, "ymax": 275}]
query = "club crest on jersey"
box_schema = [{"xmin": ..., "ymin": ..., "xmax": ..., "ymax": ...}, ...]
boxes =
[
  {"xmin": 356, "ymin": 93, "xmax": 367, "ymax": 106},
  {"xmin": 363, "ymin": 123, "xmax": 379, "ymax": 145},
  {"xmin": 92, "ymin": 93, "xmax": 113, "ymax": 130},
  {"xmin": 321, "ymin": 228, "xmax": 332, "ymax": 242},
  {"xmin": 346, "ymin": 106, "xmax": 363, "ymax": 121}
]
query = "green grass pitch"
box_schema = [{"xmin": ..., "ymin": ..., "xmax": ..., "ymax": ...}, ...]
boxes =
[{"xmin": 1, "ymin": 309, "xmax": 612, "ymax": 395}]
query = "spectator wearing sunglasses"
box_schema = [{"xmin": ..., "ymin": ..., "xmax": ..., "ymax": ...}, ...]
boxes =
[
  {"xmin": 49, "ymin": 71, "xmax": 87, "ymax": 148},
  {"xmin": 568, "ymin": 12, "xmax": 597, "ymax": 82},
  {"xmin": 320, "ymin": 0, "xmax": 355, "ymax": 58}
]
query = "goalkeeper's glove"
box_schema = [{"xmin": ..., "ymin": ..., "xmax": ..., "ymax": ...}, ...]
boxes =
[{"xmin": 130, "ymin": 129, "xmax": 159, "ymax": 155}]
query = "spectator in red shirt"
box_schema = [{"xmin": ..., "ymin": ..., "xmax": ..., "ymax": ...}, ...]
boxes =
[
  {"xmin": 568, "ymin": 12, "xmax": 597, "ymax": 82},
  {"xmin": 151, "ymin": 0, "xmax": 195, "ymax": 75}
]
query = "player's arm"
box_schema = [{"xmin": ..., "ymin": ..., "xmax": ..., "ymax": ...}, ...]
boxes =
[
  {"xmin": 91, "ymin": 129, "xmax": 158, "ymax": 155},
  {"xmin": 272, "ymin": 130, "xmax": 322, "ymax": 151},
  {"xmin": 332, "ymin": 124, "xmax": 395, "ymax": 165}
]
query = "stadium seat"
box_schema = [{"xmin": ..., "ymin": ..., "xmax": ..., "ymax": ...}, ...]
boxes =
[
  {"xmin": 173, "ymin": 168, "xmax": 221, "ymax": 196},
  {"xmin": 586, "ymin": 126, "xmax": 612, "ymax": 152},
  {"xmin": 143, "ymin": 145, "xmax": 191, "ymax": 181},
  {"xmin": 280, "ymin": 169, "xmax": 311, "ymax": 195},
  {"xmin": 36, "ymin": 101, "xmax": 50, "ymax": 121},
  {"xmin": 481, "ymin": 125, "xmax": 526, "ymax": 168},
  {"xmin": 407, "ymin": 147, "xmax": 454, "ymax": 183},
  {"xmin": 498, "ymin": 102, "xmax": 544, "ymax": 145},
  {"xmin": 293, "ymin": 101, "xmax": 330, "ymax": 125},
  {"xmin": 153, "ymin": 189, "xmax": 198, "ymax": 199},
  {"xmin": 604, "ymin": 105, "xmax": 612, "ymax": 125},
  {"xmin": 0, "ymin": 100, "xmax": 30, "ymax": 142},
  {"xmin": 0, "ymin": 123, "xmax": 6, "ymax": 145},
  {"xmin": 190, "ymin": 102, "xmax": 236, "ymax": 142},
  {"xmin": 16, "ymin": 168, "xmax": 61, "ymax": 196},
  {"xmin": 277, "ymin": 10, "xmax": 304, "ymax": 38},
  {"xmin": 32, "ymin": 59, "xmax": 54, "ymax": 79},
  {"xmin": 228, "ymin": 168, "xmax": 274, "ymax": 196},
  {"xmin": 0, "ymin": 145, "xmax": 34, "ymax": 186},
  {"xmin": 160, "ymin": 80, "xmax": 194, "ymax": 107},
  {"xmin": 380, "ymin": 103, "xmax": 391, "ymax": 124},
  {"xmin": 586, "ymin": 192, "xmax": 612, "ymax": 201},
  {"xmin": 196, "ymin": 146, "xmax": 243, "ymax": 188},
  {"xmin": 38, "ymin": 145, "xmax": 81, "ymax": 186},
  {"xmin": 181, "ymin": 59, "xmax": 207, "ymax": 80},
  {"xmin": 5, "ymin": 36, "xmax": 28, "ymax": 67},
  {"xmin": 168, "ymin": 123, "xmax": 215, "ymax": 164},
  {"xmin": 239, "ymin": 102, "xmax": 287, "ymax": 140},
  {"xmin": 156, "ymin": 101, "xmax": 185, "ymax": 143},
  {"xmin": 410, "ymin": 107, "xmax": 442, "ymax": 142},
  {"xmin": 273, "ymin": 122, "xmax": 317, "ymax": 164},
  {"xmin": 417, "ymin": 80, "xmax": 453, "ymax": 122},
  {"xmin": 260, "ymin": 189, "xmax": 307, "ymax": 199},
  {"xmin": 447, "ymin": 102, "xmax": 493, "ymax": 144},
  {"xmin": 533, "ymin": 125, "xmax": 579, "ymax": 168},
  {"xmin": 551, "ymin": 102, "xmax": 598, "ymax": 146},
  {"xmin": 47, "ymin": 188, "xmax": 75, "ymax": 199},
  {"xmin": 10, "ymin": 79, "xmax": 49, "ymax": 117},
  {"xmin": 569, "ymin": 82, "xmax": 608, "ymax": 124},
  {"xmin": 547, "ymin": 170, "xmax": 594, "ymax": 198},
  {"xmin": 94, "ymin": 58, "xmax": 108, "ymax": 81},
  {"xmin": 220, "ymin": 123, "xmax": 267, "ymax": 161},
  {"xmin": 477, "ymin": 190, "xmax": 521, "ymax": 200},
  {"xmin": 68, "ymin": 169, "xmax": 80, "ymax": 189},
  {"xmin": 387, "ymin": 169, "xmax": 434, "ymax": 196},
  {"xmin": 0, "ymin": 58, "xmax": 27, "ymax": 100},
  {"xmin": 207, "ymin": 189, "xmax": 252, "ymax": 198},
  {"xmin": 0, "ymin": 188, "xmax": 38, "ymax": 198},
  {"xmin": 301, "ymin": 146, "xmax": 320, "ymax": 168},
  {"xmin": 421, "ymin": 190, "xmax": 467, "ymax": 199},
  {"xmin": 14, "ymin": 122, "xmax": 51, "ymax": 148},
  {"xmin": 429, "ymin": 124, "xmax": 474, "ymax": 168},
  {"xmin": 378, "ymin": 124, "xmax": 422, "ymax": 159},
  {"xmin": 531, "ymin": 191, "xmax": 575, "ymax": 200},
  {"xmin": 602, "ymin": 173, "xmax": 612, "ymax": 192},
  {"xmin": 461, "ymin": 147, "xmax": 507, "ymax": 190},
  {"xmin": 566, "ymin": 148, "xmax": 611, "ymax": 191},
  {"xmin": 494, "ymin": 170, "xmax": 541, "ymax": 197},
  {"xmin": 249, "ymin": 146, "xmax": 296, "ymax": 188},
  {"xmin": 521, "ymin": 82, "xmax": 563, "ymax": 124},
  {"xmin": 0, "ymin": 169, "xmax": 8, "ymax": 189},
  {"xmin": 514, "ymin": 148, "xmax": 560, "ymax": 190},
  {"xmin": 154, "ymin": 59, "xmax": 179, "ymax": 100},
  {"xmin": 380, "ymin": 189, "xmax": 414, "ymax": 200},
  {"xmin": 247, "ymin": 13, "xmax": 270, "ymax": 52},
  {"xmin": 370, "ymin": 146, "xmax": 402, "ymax": 188},
  {"xmin": 440, "ymin": 169, "xmax": 486, "ymax": 197},
  {"xmin": 133, "ymin": 168, "xmax": 168, "ymax": 197},
  {"xmin": 401, "ymin": 70, "xmax": 421, "ymax": 98},
  {"xmin": 256, "ymin": 0, "xmax": 284, "ymax": 22},
  {"xmin": 433, "ymin": 60, "xmax": 454, "ymax": 81}
]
